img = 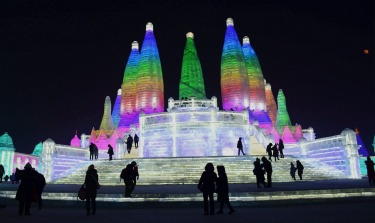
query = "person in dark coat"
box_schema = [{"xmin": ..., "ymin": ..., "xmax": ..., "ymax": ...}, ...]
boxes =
[
  {"xmin": 266, "ymin": 143, "xmax": 273, "ymax": 161},
  {"xmin": 126, "ymin": 135, "xmax": 133, "ymax": 154},
  {"xmin": 290, "ymin": 162, "xmax": 297, "ymax": 180},
  {"xmin": 93, "ymin": 143, "xmax": 99, "ymax": 160},
  {"xmin": 216, "ymin": 165, "xmax": 234, "ymax": 214},
  {"xmin": 0, "ymin": 164, "xmax": 4, "ymax": 183},
  {"xmin": 15, "ymin": 163, "xmax": 37, "ymax": 215},
  {"xmin": 89, "ymin": 143, "xmax": 94, "ymax": 160},
  {"xmin": 122, "ymin": 164, "xmax": 135, "ymax": 197},
  {"xmin": 198, "ymin": 163, "xmax": 217, "ymax": 215},
  {"xmin": 278, "ymin": 139, "xmax": 285, "ymax": 158},
  {"xmin": 365, "ymin": 156, "xmax": 375, "ymax": 186},
  {"xmin": 237, "ymin": 137, "xmax": 246, "ymax": 156},
  {"xmin": 131, "ymin": 161, "xmax": 139, "ymax": 187},
  {"xmin": 253, "ymin": 158, "xmax": 265, "ymax": 188},
  {"xmin": 296, "ymin": 160, "xmax": 304, "ymax": 180},
  {"xmin": 107, "ymin": 144, "xmax": 114, "ymax": 161},
  {"xmin": 261, "ymin": 157, "xmax": 273, "ymax": 188},
  {"xmin": 272, "ymin": 143, "xmax": 279, "ymax": 161},
  {"xmin": 134, "ymin": 134, "xmax": 139, "ymax": 149},
  {"xmin": 35, "ymin": 171, "xmax": 46, "ymax": 210},
  {"xmin": 84, "ymin": 164, "xmax": 99, "ymax": 215}
]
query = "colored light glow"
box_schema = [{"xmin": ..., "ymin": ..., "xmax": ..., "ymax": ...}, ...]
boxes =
[
  {"xmin": 136, "ymin": 23, "xmax": 164, "ymax": 114},
  {"xmin": 242, "ymin": 36, "xmax": 266, "ymax": 112},
  {"xmin": 99, "ymin": 96, "xmax": 115, "ymax": 131},
  {"xmin": 220, "ymin": 18, "xmax": 250, "ymax": 111},
  {"xmin": 179, "ymin": 32, "xmax": 207, "ymax": 100},
  {"xmin": 121, "ymin": 42, "xmax": 140, "ymax": 117}
]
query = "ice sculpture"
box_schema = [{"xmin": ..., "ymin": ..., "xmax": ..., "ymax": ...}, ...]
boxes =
[
  {"xmin": 32, "ymin": 142, "xmax": 43, "ymax": 156},
  {"xmin": 112, "ymin": 89, "xmax": 122, "ymax": 128},
  {"xmin": 179, "ymin": 32, "xmax": 206, "ymax": 100},
  {"xmin": 99, "ymin": 96, "xmax": 115, "ymax": 132},
  {"xmin": 242, "ymin": 36, "xmax": 266, "ymax": 111},
  {"xmin": 0, "ymin": 132, "xmax": 15, "ymax": 175},
  {"xmin": 281, "ymin": 126, "xmax": 296, "ymax": 143},
  {"xmin": 69, "ymin": 131, "xmax": 81, "ymax": 147},
  {"xmin": 293, "ymin": 124, "xmax": 303, "ymax": 141},
  {"xmin": 136, "ymin": 22, "xmax": 164, "ymax": 114},
  {"xmin": 275, "ymin": 89, "xmax": 292, "ymax": 132},
  {"xmin": 121, "ymin": 41, "xmax": 140, "ymax": 115},
  {"xmin": 221, "ymin": 18, "xmax": 250, "ymax": 111},
  {"xmin": 265, "ymin": 83, "xmax": 278, "ymax": 126},
  {"xmin": 355, "ymin": 128, "xmax": 368, "ymax": 156}
]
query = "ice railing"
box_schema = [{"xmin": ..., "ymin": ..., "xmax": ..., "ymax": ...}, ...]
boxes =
[
  {"xmin": 250, "ymin": 125, "xmax": 271, "ymax": 149},
  {"xmin": 141, "ymin": 111, "xmax": 248, "ymax": 127},
  {"xmin": 54, "ymin": 144, "xmax": 88, "ymax": 158},
  {"xmin": 167, "ymin": 97, "xmax": 218, "ymax": 112}
]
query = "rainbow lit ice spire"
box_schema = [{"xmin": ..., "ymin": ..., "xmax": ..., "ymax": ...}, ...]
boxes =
[
  {"xmin": 242, "ymin": 36, "xmax": 266, "ymax": 111},
  {"xmin": 179, "ymin": 32, "xmax": 206, "ymax": 99},
  {"xmin": 99, "ymin": 96, "xmax": 114, "ymax": 131},
  {"xmin": 275, "ymin": 89, "xmax": 292, "ymax": 131},
  {"xmin": 121, "ymin": 41, "xmax": 140, "ymax": 115},
  {"xmin": 136, "ymin": 22, "xmax": 164, "ymax": 113},
  {"xmin": 221, "ymin": 18, "xmax": 250, "ymax": 111},
  {"xmin": 112, "ymin": 89, "xmax": 122, "ymax": 128},
  {"xmin": 265, "ymin": 83, "xmax": 278, "ymax": 126}
]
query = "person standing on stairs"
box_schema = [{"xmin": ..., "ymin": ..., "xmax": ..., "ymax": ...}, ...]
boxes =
[
  {"xmin": 272, "ymin": 143, "xmax": 279, "ymax": 161},
  {"xmin": 237, "ymin": 137, "xmax": 246, "ymax": 156},
  {"xmin": 278, "ymin": 139, "xmax": 285, "ymax": 158},
  {"xmin": 107, "ymin": 144, "xmax": 114, "ymax": 161},
  {"xmin": 365, "ymin": 156, "xmax": 375, "ymax": 186},
  {"xmin": 126, "ymin": 135, "xmax": 133, "ymax": 154},
  {"xmin": 266, "ymin": 143, "xmax": 273, "ymax": 161},
  {"xmin": 296, "ymin": 160, "xmax": 304, "ymax": 180},
  {"xmin": 253, "ymin": 158, "xmax": 266, "ymax": 188},
  {"xmin": 290, "ymin": 162, "xmax": 297, "ymax": 180},
  {"xmin": 215, "ymin": 165, "xmax": 234, "ymax": 214},
  {"xmin": 261, "ymin": 157, "xmax": 273, "ymax": 188},
  {"xmin": 134, "ymin": 134, "xmax": 139, "ymax": 149},
  {"xmin": 198, "ymin": 163, "xmax": 217, "ymax": 215},
  {"xmin": 84, "ymin": 164, "xmax": 99, "ymax": 215},
  {"xmin": 93, "ymin": 143, "xmax": 99, "ymax": 160}
]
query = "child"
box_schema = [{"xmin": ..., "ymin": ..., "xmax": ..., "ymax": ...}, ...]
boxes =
[{"xmin": 290, "ymin": 162, "xmax": 297, "ymax": 180}]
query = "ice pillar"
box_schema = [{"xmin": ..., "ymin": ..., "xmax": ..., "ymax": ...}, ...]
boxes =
[
  {"xmin": 112, "ymin": 89, "xmax": 122, "ymax": 128},
  {"xmin": 136, "ymin": 22, "xmax": 164, "ymax": 114},
  {"xmin": 220, "ymin": 18, "xmax": 250, "ymax": 111},
  {"xmin": 179, "ymin": 32, "xmax": 206, "ymax": 100},
  {"xmin": 265, "ymin": 83, "xmax": 278, "ymax": 126},
  {"xmin": 99, "ymin": 96, "xmax": 115, "ymax": 131},
  {"xmin": 275, "ymin": 89, "xmax": 291, "ymax": 131}
]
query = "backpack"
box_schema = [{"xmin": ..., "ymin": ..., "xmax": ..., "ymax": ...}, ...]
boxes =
[{"xmin": 120, "ymin": 168, "xmax": 127, "ymax": 179}]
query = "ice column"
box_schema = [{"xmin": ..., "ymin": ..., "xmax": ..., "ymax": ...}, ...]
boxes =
[
  {"xmin": 99, "ymin": 96, "xmax": 115, "ymax": 131},
  {"xmin": 136, "ymin": 22, "xmax": 164, "ymax": 114},
  {"xmin": 179, "ymin": 32, "xmax": 207, "ymax": 100},
  {"xmin": 121, "ymin": 41, "xmax": 140, "ymax": 115},
  {"xmin": 275, "ymin": 89, "xmax": 292, "ymax": 131},
  {"xmin": 265, "ymin": 83, "xmax": 278, "ymax": 126},
  {"xmin": 112, "ymin": 89, "xmax": 122, "ymax": 128},
  {"xmin": 220, "ymin": 18, "xmax": 250, "ymax": 111},
  {"xmin": 242, "ymin": 36, "xmax": 266, "ymax": 111}
]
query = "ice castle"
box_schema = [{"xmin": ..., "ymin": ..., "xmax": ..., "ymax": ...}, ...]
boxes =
[{"xmin": 0, "ymin": 18, "xmax": 371, "ymax": 184}]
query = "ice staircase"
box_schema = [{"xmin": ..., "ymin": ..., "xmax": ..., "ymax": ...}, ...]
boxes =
[
  {"xmin": 52, "ymin": 155, "xmax": 87, "ymax": 180},
  {"xmin": 53, "ymin": 156, "xmax": 347, "ymax": 185}
]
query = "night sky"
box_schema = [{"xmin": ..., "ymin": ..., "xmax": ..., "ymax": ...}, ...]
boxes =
[{"xmin": 0, "ymin": 0, "xmax": 373, "ymax": 154}]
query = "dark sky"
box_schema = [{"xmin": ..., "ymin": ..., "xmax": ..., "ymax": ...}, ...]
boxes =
[{"xmin": 0, "ymin": 0, "xmax": 373, "ymax": 154}]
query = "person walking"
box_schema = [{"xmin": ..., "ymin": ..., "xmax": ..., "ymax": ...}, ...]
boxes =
[
  {"xmin": 272, "ymin": 143, "xmax": 279, "ymax": 161},
  {"xmin": 126, "ymin": 135, "xmax": 133, "ymax": 154},
  {"xmin": 365, "ymin": 156, "xmax": 375, "ymax": 186},
  {"xmin": 198, "ymin": 163, "xmax": 217, "ymax": 215},
  {"xmin": 253, "ymin": 158, "xmax": 266, "ymax": 188},
  {"xmin": 89, "ymin": 143, "xmax": 94, "ymax": 160},
  {"xmin": 0, "ymin": 164, "xmax": 4, "ymax": 183},
  {"xmin": 84, "ymin": 164, "xmax": 99, "ymax": 215},
  {"xmin": 266, "ymin": 143, "xmax": 273, "ymax": 161},
  {"xmin": 134, "ymin": 134, "xmax": 139, "ymax": 149},
  {"xmin": 107, "ymin": 144, "xmax": 114, "ymax": 161},
  {"xmin": 261, "ymin": 156, "xmax": 273, "ymax": 188},
  {"xmin": 296, "ymin": 160, "xmax": 304, "ymax": 180},
  {"xmin": 121, "ymin": 164, "xmax": 135, "ymax": 197},
  {"xmin": 216, "ymin": 165, "xmax": 234, "ymax": 214},
  {"xmin": 35, "ymin": 171, "xmax": 46, "ymax": 210},
  {"xmin": 278, "ymin": 139, "xmax": 285, "ymax": 158},
  {"xmin": 15, "ymin": 163, "xmax": 37, "ymax": 215},
  {"xmin": 131, "ymin": 161, "xmax": 139, "ymax": 187},
  {"xmin": 237, "ymin": 137, "xmax": 246, "ymax": 156},
  {"xmin": 290, "ymin": 162, "xmax": 297, "ymax": 180}
]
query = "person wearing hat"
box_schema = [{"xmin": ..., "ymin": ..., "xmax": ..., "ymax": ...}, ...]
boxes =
[
  {"xmin": 237, "ymin": 137, "xmax": 246, "ymax": 156},
  {"xmin": 15, "ymin": 163, "xmax": 37, "ymax": 215}
]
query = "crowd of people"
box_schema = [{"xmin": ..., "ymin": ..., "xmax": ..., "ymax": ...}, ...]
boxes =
[{"xmin": 266, "ymin": 139, "xmax": 285, "ymax": 161}]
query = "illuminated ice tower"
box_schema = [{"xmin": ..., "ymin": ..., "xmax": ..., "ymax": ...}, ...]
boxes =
[
  {"xmin": 242, "ymin": 36, "xmax": 266, "ymax": 111},
  {"xmin": 112, "ymin": 89, "xmax": 121, "ymax": 128},
  {"xmin": 275, "ymin": 89, "xmax": 292, "ymax": 132},
  {"xmin": 265, "ymin": 83, "xmax": 278, "ymax": 126},
  {"xmin": 179, "ymin": 32, "xmax": 206, "ymax": 99},
  {"xmin": 136, "ymin": 22, "xmax": 164, "ymax": 114},
  {"xmin": 118, "ymin": 41, "xmax": 140, "ymax": 130},
  {"xmin": 99, "ymin": 96, "xmax": 115, "ymax": 131},
  {"xmin": 220, "ymin": 18, "xmax": 250, "ymax": 111}
]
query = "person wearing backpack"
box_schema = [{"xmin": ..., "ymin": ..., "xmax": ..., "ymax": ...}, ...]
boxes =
[
  {"xmin": 84, "ymin": 164, "xmax": 99, "ymax": 215},
  {"xmin": 121, "ymin": 164, "xmax": 135, "ymax": 197}
]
